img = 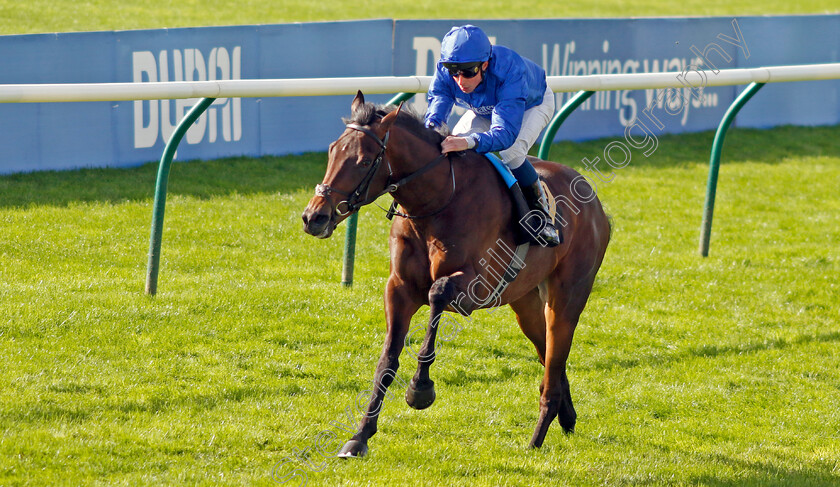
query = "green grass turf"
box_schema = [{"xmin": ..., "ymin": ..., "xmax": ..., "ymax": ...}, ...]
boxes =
[
  {"xmin": 0, "ymin": 0, "xmax": 838, "ymax": 35},
  {"xmin": 0, "ymin": 125, "xmax": 838, "ymax": 485},
  {"xmin": 1, "ymin": 3, "xmax": 839, "ymax": 485}
]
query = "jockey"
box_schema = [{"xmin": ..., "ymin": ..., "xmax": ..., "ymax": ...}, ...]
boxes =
[{"xmin": 424, "ymin": 24, "xmax": 561, "ymax": 247}]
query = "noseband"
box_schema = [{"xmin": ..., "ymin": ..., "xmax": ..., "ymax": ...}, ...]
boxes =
[{"xmin": 315, "ymin": 122, "xmax": 452, "ymax": 219}]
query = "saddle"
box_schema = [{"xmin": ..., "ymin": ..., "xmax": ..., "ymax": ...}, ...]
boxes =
[{"xmin": 385, "ymin": 151, "xmax": 558, "ymax": 245}]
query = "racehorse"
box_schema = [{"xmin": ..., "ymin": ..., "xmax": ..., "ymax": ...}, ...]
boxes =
[{"xmin": 302, "ymin": 91, "xmax": 610, "ymax": 457}]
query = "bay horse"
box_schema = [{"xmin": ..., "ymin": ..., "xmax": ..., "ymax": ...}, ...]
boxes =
[{"xmin": 301, "ymin": 91, "xmax": 610, "ymax": 457}]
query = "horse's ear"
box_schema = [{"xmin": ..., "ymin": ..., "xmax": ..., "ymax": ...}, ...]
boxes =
[
  {"xmin": 378, "ymin": 102, "xmax": 403, "ymax": 134},
  {"xmin": 351, "ymin": 90, "xmax": 365, "ymax": 114}
]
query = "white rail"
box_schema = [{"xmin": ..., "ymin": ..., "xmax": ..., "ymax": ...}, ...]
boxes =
[{"xmin": 1, "ymin": 63, "xmax": 839, "ymax": 103}]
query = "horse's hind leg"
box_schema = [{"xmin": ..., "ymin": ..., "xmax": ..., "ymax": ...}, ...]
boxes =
[
  {"xmin": 529, "ymin": 275, "xmax": 594, "ymax": 448},
  {"xmin": 510, "ymin": 287, "xmax": 547, "ymax": 365},
  {"xmin": 405, "ymin": 275, "xmax": 460, "ymax": 410},
  {"xmin": 529, "ymin": 305, "xmax": 576, "ymax": 448}
]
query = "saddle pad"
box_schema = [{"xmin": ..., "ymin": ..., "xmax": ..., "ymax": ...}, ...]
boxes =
[{"xmin": 483, "ymin": 153, "xmax": 517, "ymax": 188}]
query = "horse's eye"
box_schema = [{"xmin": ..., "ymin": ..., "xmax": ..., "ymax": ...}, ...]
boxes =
[{"xmin": 359, "ymin": 159, "xmax": 372, "ymax": 167}]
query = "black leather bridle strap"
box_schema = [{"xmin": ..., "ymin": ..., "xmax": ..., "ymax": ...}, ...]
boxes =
[
  {"xmin": 346, "ymin": 123, "xmax": 388, "ymax": 149},
  {"xmin": 388, "ymin": 153, "xmax": 447, "ymax": 190},
  {"xmin": 315, "ymin": 122, "xmax": 454, "ymax": 219},
  {"xmin": 350, "ymin": 152, "xmax": 450, "ymax": 206},
  {"xmin": 381, "ymin": 154, "xmax": 456, "ymax": 220},
  {"xmin": 327, "ymin": 123, "xmax": 391, "ymax": 215}
]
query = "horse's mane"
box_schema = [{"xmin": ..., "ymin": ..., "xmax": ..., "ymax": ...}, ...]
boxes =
[{"xmin": 343, "ymin": 102, "xmax": 449, "ymax": 148}]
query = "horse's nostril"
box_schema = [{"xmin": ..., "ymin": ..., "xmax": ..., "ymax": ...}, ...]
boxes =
[
  {"xmin": 302, "ymin": 209, "xmax": 332, "ymax": 237},
  {"xmin": 311, "ymin": 213, "xmax": 330, "ymax": 228}
]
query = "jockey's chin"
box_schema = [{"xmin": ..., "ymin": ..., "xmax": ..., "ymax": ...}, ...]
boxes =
[{"xmin": 455, "ymin": 75, "xmax": 482, "ymax": 94}]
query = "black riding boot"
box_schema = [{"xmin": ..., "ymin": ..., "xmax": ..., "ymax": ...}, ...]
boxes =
[{"xmin": 521, "ymin": 181, "xmax": 562, "ymax": 247}]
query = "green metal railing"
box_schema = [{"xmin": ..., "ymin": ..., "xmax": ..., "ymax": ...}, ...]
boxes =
[
  {"xmin": 698, "ymin": 82, "xmax": 765, "ymax": 257},
  {"xmin": 145, "ymin": 83, "xmax": 767, "ymax": 294},
  {"xmin": 537, "ymin": 90, "xmax": 595, "ymax": 161},
  {"xmin": 540, "ymin": 87, "xmax": 770, "ymax": 258},
  {"xmin": 145, "ymin": 97, "xmax": 216, "ymax": 295},
  {"xmin": 143, "ymin": 93, "xmax": 419, "ymax": 294}
]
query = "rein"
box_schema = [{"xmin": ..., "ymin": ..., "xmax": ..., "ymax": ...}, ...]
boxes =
[{"xmin": 315, "ymin": 122, "xmax": 455, "ymax": 220}]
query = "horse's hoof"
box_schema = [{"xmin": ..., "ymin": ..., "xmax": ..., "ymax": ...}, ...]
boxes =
[
  {"xmin": 405, "ymin": 381, "xmax": 436, "ymax": 410},
  {"xmin": 557, "ymin": 405, "xmax": 576, "ymax": 433},
  {"xmin": 336, "ymin": 439, "xmax": 368, "ymax": 459},
  {"xmin": 557, "ymin": 415, "xmax": 576, "ymax": 434}
]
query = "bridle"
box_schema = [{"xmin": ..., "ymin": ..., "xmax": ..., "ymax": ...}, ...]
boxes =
[
  {"xmin": 315, "ymin": 122, "xmax": 454, "ymax": 220},
  {"xmin": 315, "ymin": 123, "xmax": 391, "ymax": 217}
]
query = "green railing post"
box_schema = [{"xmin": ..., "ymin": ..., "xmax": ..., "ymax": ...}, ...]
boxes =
[
  {"xmin": 341, "ymin": 212, "xmax": 359, "ymax": 287},
  {"xmin": 387, "ymin": 92, "xmax": 420, "ymax": 107},
  {"xmin": 699, "ymin": 82, "xmax": 765, "ymax": 257},
  {"xmin": 538, "ymin": 90, "xmax": 595, "ymax": 161},
  {"xmin": 145, "ymin": 97, "xmax": 216, "ymax": 295},
  {"xmin": 341, "ymin": 92, "xmax": 417, "ymax": 287},
  {"xmin": 341, "ymin": 212, "xmax": 358, "ymax": 287}
]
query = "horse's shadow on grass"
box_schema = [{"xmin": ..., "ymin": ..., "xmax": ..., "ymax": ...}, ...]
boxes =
[
  {"xmin": 0, "ymin": 154, "xmax": 327, "ymax": 209},
  {"xmin": 681, "ymin": 446, "xmax": 839, "ymax": 486},
  {"xmin": 588, "ymin": 330, "xmax": 840, "ymax": 371}
]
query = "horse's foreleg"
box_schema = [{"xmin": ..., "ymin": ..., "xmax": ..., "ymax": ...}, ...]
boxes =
[
  {"xmin": 405, "ymin": 275, "xmax": 460, "ymax": 410},
  {"xmin": 338, "ymin": 280, "xmax": 420, "ymax": 458}
]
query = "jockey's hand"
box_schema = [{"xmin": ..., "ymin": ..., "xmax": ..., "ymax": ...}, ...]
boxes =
[{"xmin": 440, "ymin": 136, "xmax": 470, "ymax": 154}]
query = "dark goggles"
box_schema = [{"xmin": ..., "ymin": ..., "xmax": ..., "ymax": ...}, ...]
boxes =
[{"xmin": 443, "ymin": 62, "xmax": 482, "ymax": 79}]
